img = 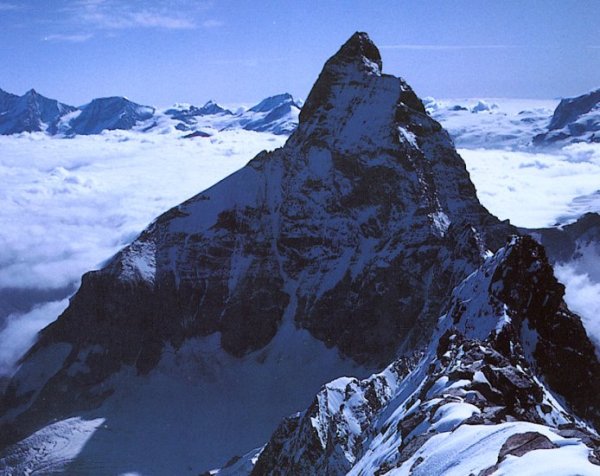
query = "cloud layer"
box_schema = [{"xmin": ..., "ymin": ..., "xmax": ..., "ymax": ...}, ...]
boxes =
[
  {"xmin": 555, "ymin": 262, "xmax": 600, "ymax": 358},
  {"xmin": 461, "ymin": 143, "xmax": 600, "ymax": 228}
]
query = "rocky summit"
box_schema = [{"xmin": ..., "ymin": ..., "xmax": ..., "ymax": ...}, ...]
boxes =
[{"xmin": 3, "ymin": 32, "xmax": 593, "ymax": 474}]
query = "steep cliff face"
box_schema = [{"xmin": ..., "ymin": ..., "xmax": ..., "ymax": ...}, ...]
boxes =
[
  {"xmin": 225, "ymin": 237, "xmax": 600, "ymax": 476},
  {"xmin": 0, "ymin": 33, "xmax": 514, "ymax": 470}
]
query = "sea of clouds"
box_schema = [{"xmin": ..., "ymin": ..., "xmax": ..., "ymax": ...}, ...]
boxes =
[{"xmin": 0, "ymin": 128, "xmax": 598, "ymax": 375}]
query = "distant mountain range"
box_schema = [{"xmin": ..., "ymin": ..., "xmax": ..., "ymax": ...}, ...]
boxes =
[
  {"xmin": 3, "ymin": 84, "xmax": 599, "ymax": 147},
  {"xmin": 0, "ymin": 88, "xmax": 301, "ymax": 137}
]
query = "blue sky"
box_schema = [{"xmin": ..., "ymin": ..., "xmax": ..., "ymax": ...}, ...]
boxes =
[{"xmin": 0, "ymin": 0, "xmax": 599, "ymax": 107}]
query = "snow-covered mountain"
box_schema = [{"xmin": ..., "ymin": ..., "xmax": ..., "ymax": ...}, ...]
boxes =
[
  {"xmin": 0, "ymin": 33, "xmax": 600, "ymax": 474},
  {"xmin": 0, "ymin": 88, "xmax": 76, "ymax": 135},
  {"xmin": 214, "ymin": 236, "xmax": 600, "ymax": 475},
  {"xmin": 164, "ymin": 93, "xmax": 302, "ymax": 136},
  {"xmin": 534, "ymin": 88, "xmax": 600, "ymax": 146},
  {"xmin": 237, "ymin": 93, "xmax": 301, "ymax": 135},
  {"xmin": 60, "ymin": 96, "xmax": 155, "ymax": 135},
  {"xmin": 0, "ymin": 32, "xmax": 520, "ymax": 472},
  {"xmin": 165, "ymin": 100, "xmax": 234, "ymax": 131},
  {"xmin": 0, "ymin": 88, "xmax": 300, "ymax": 138}
]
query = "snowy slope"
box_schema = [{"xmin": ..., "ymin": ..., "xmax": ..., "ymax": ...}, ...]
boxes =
[
  {"xmin": 0, "ymin": 32, "xmax": 515, "ymax": 472},
  {"xmin": 217, "ymin": 236, "xmax": 600, "ymax": 475}
]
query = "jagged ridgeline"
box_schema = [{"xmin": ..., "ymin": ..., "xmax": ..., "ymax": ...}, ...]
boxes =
[
  {"xmin": 231, "ymin": 236, "xmax": 600, "ymax": 475},
  {"xmin": 2, "ymin": 32, "xmax": 597, "ymax": 474}
]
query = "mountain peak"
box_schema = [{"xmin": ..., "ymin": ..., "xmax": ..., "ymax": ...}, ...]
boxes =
[
  {"xmin": 248, "ymin": 93, "xmax": 298, "ymax": 113},
  {"xmin": 298, "ymin": 32, "xmax": 411, "ymax": 125},
  {"xmin": 335, "ymin": 31, "xmax": 382, "ymax": 72}
]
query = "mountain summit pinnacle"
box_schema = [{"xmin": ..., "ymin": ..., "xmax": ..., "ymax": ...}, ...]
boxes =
[
  {"xmin": 333, "ymin": 31, "xmax": 383, "ymax": 71},
  {"xmin": 299, "ymin": 31, "xmax": 424, "ymax": 126}
]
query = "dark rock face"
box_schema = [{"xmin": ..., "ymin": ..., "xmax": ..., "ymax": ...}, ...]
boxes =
[
  {"xmin": 497, "ymin": 432, "xmax": 557, "ymax": 459},
  {"xmin": 251, "ymin": 358, "xmax": 416, "ymax": 476},
  {"xmin": 182, "ymin": 130, "xmax": 211, "ymax": 138},
  {"xmin": 548, "ymin": 89, "xmax": 600, "ymax": 131},
  {"xmin": 0, "ymin": 32, "xmax": 514, "ymax": 452},
  {"xmin": 533, "ymin": 88, "xmax": 600, "ymax": 145},
  {"xmin": 229, "ymin": 237, "xmax": 600, "ymax": 475},
  {"xmin": 65, "ymin": 97, "xmax": 155, "ymax": 135},
  {"xmin": 0, "ymin": 88, "xmax": 76, "ymax": 135},
  {"xmin": 491, "ymin": 236, "xmax": 600, "ymax": 428},
  {"xmin": 479, "ymin": 432, "xmax": 558, "ymax": 476}
]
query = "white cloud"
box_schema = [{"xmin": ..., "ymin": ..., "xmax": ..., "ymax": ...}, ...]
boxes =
[
  {"xmin": 460, "ymin": 143, "xmax": 600, "ymax": 228},
  {"xmin": 0, "ymin": 130, "xmax": 285, "ymax": 291},
  {"xmin": 0, "ymin": 300, "xmax": 69, "ymax": 376},
  {"xmin": 0, "ymin": 2, "xmax": 20, "ymax": 11},
  {"xmin": 555, "ymin": 262, "xmax": 600, "ymax": 358},
  {"xmin": 43, "ymin": 33, "xmax": 93, "ymax": 43},
  {"xmin": 64, "ymin": 0, "xmax": 213, "ymax": 31}
]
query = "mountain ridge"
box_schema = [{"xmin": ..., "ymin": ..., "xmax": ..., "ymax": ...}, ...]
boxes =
[
  {"xmin": 213, "ymin": 236, "xmax": 600, "ymax": 475},
  {"xmin": 0, "ymin": 87, "xmax": 302, "ymax": 137}
]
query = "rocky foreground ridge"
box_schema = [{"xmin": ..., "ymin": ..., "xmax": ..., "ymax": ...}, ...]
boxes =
[{"xmin": 213, "ymin": 236, "xmax": 600, "ymax": 475}]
